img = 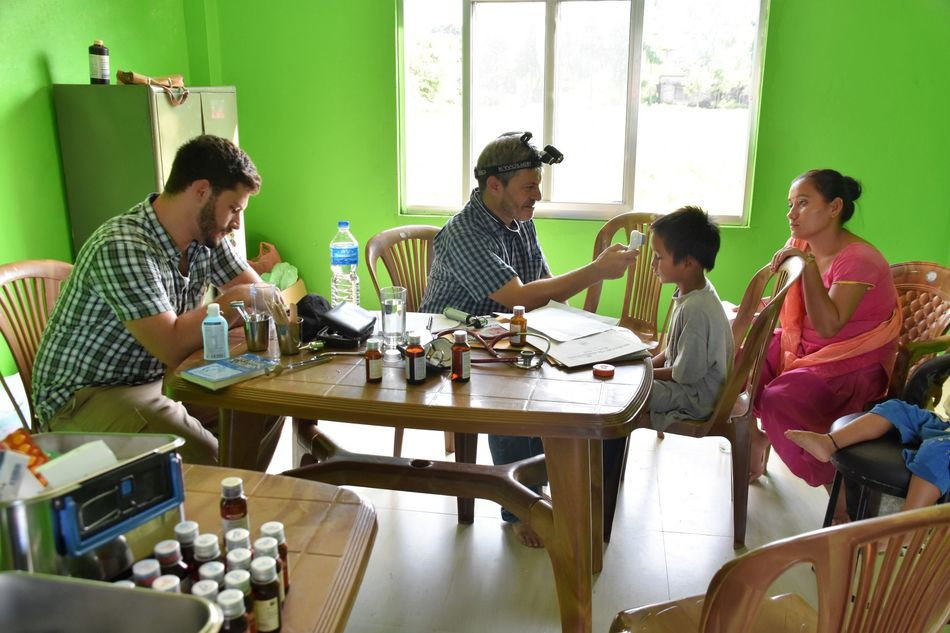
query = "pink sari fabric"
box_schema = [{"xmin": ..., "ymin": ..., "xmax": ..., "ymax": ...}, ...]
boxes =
[{"xmin": 753, "ymin": 242, "xmax": 899, "ymax": 486}]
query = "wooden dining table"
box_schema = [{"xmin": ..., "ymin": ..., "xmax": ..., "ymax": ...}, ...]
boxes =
[
  {"xmin": 182, "ymin": 464, "xmax": 377, "ymax": 633},
  {"xmin": 168, "ymin": 337, "xmax": 651, "ymax": 633}
]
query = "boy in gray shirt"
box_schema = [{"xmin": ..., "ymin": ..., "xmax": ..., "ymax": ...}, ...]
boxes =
[{"xmin": 647, "ymin": 206, "xmax": 733, "ymax": 429}]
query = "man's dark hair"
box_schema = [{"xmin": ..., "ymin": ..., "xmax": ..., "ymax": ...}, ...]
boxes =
[
  {"xmin": 651, "ymin": 205, "xmax": 721, "ymax": 271},
  {"xmin": 163, "ymin": 135, "xmax": 261, "ymax": 195}
]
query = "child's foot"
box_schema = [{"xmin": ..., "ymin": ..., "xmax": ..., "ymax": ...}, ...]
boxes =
[
  {"xmin": 509, "ymin": 522, "xmax": 544, "ymax": 548},
  {"xmin": 748, "ymin": 429, "xmax": 770, "ymax": 483},
  {"xmin": 786, "ymin": 430, "xmax": 836, "ymax": 463}
]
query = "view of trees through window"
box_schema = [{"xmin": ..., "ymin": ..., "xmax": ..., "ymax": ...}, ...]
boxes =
[{"xmin": 402, "ymin": 0, "xmax": 762, "ymax": 219}]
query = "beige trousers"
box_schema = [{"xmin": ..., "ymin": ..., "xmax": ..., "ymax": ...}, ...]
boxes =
[{"xmin": 47, "ymin": 380, "xmax": 284, "ymax": 469}]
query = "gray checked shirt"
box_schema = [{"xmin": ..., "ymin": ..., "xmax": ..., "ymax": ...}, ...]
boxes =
[
  {"xmin": 32, "ymin": 195, "xmax": 248, "ymax": 423},
  {"xmin": 421, "ymin": 189, "xmax": 550, "ymax": 316}
]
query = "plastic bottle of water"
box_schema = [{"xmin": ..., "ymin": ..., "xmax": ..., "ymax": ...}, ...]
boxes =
[{"xmin": 329, "ymin": 220, "xmax": 360, "ymax": 306}]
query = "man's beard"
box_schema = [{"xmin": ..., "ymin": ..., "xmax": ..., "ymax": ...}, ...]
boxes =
[{"xmin": 198, "ymin": 195, "xmax": 221, "ymax": 248}]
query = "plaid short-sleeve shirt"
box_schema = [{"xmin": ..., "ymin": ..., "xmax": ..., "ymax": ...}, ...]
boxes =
[
  {"xmin": 32, "ymin": 195, "xmax": 248, "ymax": 423},
  {"xmin": 420, "ymin": 189, "xmax": 550, "ymax": 316}
]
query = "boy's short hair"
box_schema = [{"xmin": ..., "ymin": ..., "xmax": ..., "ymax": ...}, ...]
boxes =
[
  {"xmin": 651, "ymin": 205, "xmax": 720, "ymax": 271},
  {"xmin": 163, "ymin": 135, "xmax": 261, "ymax": 195}
]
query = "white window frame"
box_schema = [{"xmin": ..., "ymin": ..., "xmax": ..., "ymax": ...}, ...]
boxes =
[{"xmin": 398, "ymin": 0, "xmax": 769, "ymax": 225}]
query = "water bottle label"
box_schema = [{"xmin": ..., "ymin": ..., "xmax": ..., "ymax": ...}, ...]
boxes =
[{"xmin": 330, "ymin": 246, "xmax": 358, "ymax": 265}]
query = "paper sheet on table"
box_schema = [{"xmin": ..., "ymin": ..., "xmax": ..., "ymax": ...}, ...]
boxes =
[
  {"xmin": 522, "ymin": 301, "xmax": 617, "ymax": 342},
  {"xmin": 542, "ymin": 327, "xmax": 651, "ymax": 368}
]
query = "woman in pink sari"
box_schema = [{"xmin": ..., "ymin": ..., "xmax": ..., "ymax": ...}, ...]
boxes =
[{"xmin": 750, "ymin": 169, "xmax": 900, "ymax": 520}]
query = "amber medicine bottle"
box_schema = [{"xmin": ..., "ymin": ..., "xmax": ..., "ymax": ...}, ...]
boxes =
[
  {"xmin": 251, "ymin": 557, "xmax": 282, "ymax": 633},
  {"xmin": 451, "ymin": 330, "xmax": 471, "ymax": 383},
  {"xmin": 260, "ymin": 521, "xmax": 291, "ymax": 596},
  {"xmin": 218, "ymin": 588, "xmax": 250, "ymax": 633},
  {"xmin": 404, "ymin": 332, "xmax": 426, "ymax": 385},
  {"xmin": 364, "ymin": 337, "xmax": 383, "ymax": 383},
  {"xmin": 221, "ymin": 477, "xmax": 250, "ymax": 532},
  {"xmin": 509, "ymin": 306, "xmax": 527, "ymax": 347}
]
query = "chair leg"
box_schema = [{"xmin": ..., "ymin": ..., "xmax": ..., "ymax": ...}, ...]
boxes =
[
  {"xmin": 444, "ymin": 431, "xmax": 455, "ymax": 454},
  {"xmin": 730, "ymin": 419, "xmax": 751, "ymax": 548},
  {"xmin": 854, "ymin": 484, "xmax": 872, "ymax": 521},
  {"xmin": 823, "ymin": 471, "xmax": 843, "ymax": 528},
  {"xmin": 393, "ymin": 427, "xmax": 404, "ymax": 458}
]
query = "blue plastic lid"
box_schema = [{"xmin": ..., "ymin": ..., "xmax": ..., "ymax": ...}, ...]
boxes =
[{"xmin": 338, "ymin": 220, "xmax": 349, "ymax": 229}]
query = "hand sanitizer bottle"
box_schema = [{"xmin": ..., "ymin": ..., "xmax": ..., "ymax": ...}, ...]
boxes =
[{"xmin": 203, "ymin": 303, "xmax": 229, "ymax": 360}]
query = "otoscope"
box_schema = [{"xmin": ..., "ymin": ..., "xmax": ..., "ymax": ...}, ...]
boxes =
[{"xmin": 443, "ymin": 307, "xmax": 489, "ymax": 329}]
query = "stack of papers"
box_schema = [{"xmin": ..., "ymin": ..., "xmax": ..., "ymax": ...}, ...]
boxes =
[{"xmin": 523, "ymin": 302, "xmax": 651, "ymax": 368}]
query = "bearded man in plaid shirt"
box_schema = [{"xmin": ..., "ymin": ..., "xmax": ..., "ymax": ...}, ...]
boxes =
[{"xmin": 33, "ymin": 135, "xmax": 272, "ymax": 465}]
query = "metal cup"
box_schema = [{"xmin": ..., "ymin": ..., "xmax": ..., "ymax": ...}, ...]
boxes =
[
  {"xmin": 276, "ymin": 317, "xmax": 303, "ymax": 356},
  {"xmin": 244, "ymin": 314, "xmax": 271, "ymax": 352}
]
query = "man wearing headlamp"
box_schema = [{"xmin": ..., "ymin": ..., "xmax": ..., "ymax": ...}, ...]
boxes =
[{"xmin": 421, "ymin": 131, "xmax": 639, "ymax": 547}]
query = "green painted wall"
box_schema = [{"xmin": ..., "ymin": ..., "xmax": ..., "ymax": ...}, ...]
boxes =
[
  {"xmin": 2, "ymin": 0, "xmax": 948, "ymax": 376},
  {"xmin": 0, "ymin": 0, "xmax": 194, "ymax": 373},
  {"xmin": 212, "ymin": 0, "xmax": 948, "ymax": 315}
]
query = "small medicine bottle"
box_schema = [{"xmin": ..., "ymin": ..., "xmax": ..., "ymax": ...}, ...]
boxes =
[
  {"xmin": 218, "ymin": 588, "xmax": 250, "ymax": 633},
  {"xmin": 203, "ymin": 302, "xmax": 229, "ymax": 360},
  {"xmin": 221, "ymin": 477, "xmax": 250, "ymax": 533},
  {"xmin": 199, "ymin": 560, "xmax": 227, "ymax": 591},
  {"xmin": 113, "ymin": 579, "xmax": 136, "ymax": 589},
  {"xmin": 451, "ymin": 330, "xmax": 471, "ymax": 383},
  {"xmin": 227, "ymin": 547, "xmax": 253, "ymax": 572},
  {"xmin": 509, "ymin": 306, "xmax": 527, "ymax": 348},
  {"xmin": 225, "ymin": 528, "xmax": 252, "ymax": 553},
  {"xmin": 260, "ymin": 521, "xmax": 291, "ymax": 597},
  {"xmin": 154, "ymin": 539, "xmax": 191, "ymax": 592},
  {"xmin": 175, "ymin": 520, "xmax": 200, "ymax": 580},
  {"xmin": 152, "ymin": 574, "xmax": 181, "ymax": 593},
  {"xmin": 224, "ymin": 569, "xmax": 255, "ymax": 628},
  {"xmin": 364, "ymin": 338, "xmax": 383, "ymax": 383},
  {"xmin": 191, "ymin": 579, "xmax": 219, "ymax": 602},
  {"xmin": 250, "ymin": 557, "xmax": 282, "ymax": 633},
  {"xmin": 132, "ymin": 558, "xmax": 161, "ymax": 588},
  {"xmin": 253, "ymin": 537, "xmax": 284, "ymax": 605},
  {"xmin": 404, "ymin": 332, "xmax": 426, "ymax": 385},
  {"xmin": 88, "ymin": 39, "xmax": 109, "ymax": 84},
  {"xmin": 194, "ymin": 533, "xmax": 223, "ymax": 569}
]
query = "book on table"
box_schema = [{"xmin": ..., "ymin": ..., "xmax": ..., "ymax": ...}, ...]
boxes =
[{"xmin": 180, "ymin": 353, "xmax": 278, "ymax": 391}]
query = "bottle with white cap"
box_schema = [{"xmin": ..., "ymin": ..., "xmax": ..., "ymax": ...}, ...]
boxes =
[
  {"xmin": 194, "ymin": 533, "xmax": 223, "ymax": 569},
  {"xmin": 226, "ymin": 547, "xmax": 253, "ymax": 572},
  {"xmin": 191, "ymin": 579, "xmax": 219, "ymax": 603},
  {"xmin": 220, "ymin": 477, "xmax": 250, "ymax": 533},
  {"xmin": 202, "ymin": 303, "xmax": 229, "ymax": 360},
  {"xmin": 175, "ymin": 520, "xmax": 200, "ymax": 581},
  {"xmin": 250, "ymin": 557, "xmax": 281, "ymax": 633},
  {"xmin": 224, "ymin": 569, "xmax": 255, "ymax": 627},
  {"xmin": 218, "ymin": 588, "xmax": 250, "ymax": 633},
  {"xmin": 154, "ymin": 539, "xmax": 191, "ymax": 592},
  {"xmin": 253, "ymin": 537, "xmax": 284, "ymax": 604},
  {"xmin": 132, "ymin": 559, "xmax": 161, "ymax": 588},
  {"xmin": 152, "ymin": 574, "xmax": 181, "ymax": 593},
  {"xmin": 225, "ymin": 528, "xmax": 252, "ymax": 552},
  {"xmin": 260, "ymin": 521, "xmax": 291, "ymax": 596},
  {"xmin": 199, "ymin": 560, "xmax": 226, "ymax": 590}
]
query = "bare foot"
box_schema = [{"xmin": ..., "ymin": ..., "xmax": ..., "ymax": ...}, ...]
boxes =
[
  {"xmin": 510, "ymin": 522, "xmax": 544, "ymax": 548},
  {"xmin": 748, "ymin": 429, "xmax": 770, "ymax": 483},
  {"xmin": 785, "ymin": 430, "xmax": 835, "ymax": 463}
]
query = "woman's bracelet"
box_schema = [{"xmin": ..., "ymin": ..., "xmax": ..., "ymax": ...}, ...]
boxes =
[{"xmin": 804, "ymin": 253, "xmax": 816, "ymax": 266}]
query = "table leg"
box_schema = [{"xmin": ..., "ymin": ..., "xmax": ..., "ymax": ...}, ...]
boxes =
[
  {"xmin": 543, "ymin": 436, "xmax": 593, "ymax": 633},
  {"xmin": 589, "ymin": 440, "xmax": 603, "ymax": 574},
  {"xmin": 455, "ymin": 433, "xmax": 478, "ymax": 524},
  {"xmin": 218, "ymin": 408, "xmax": 235, "ymax": 467}
]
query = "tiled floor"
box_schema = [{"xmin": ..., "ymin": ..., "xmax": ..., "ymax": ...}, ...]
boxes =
[{"xmin": 267, "ymin": 422, "xmax": 830, "ymax": 632}]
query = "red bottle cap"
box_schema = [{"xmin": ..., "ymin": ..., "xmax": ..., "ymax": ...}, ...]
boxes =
[{"xmin": 593, "ymin": 363, "xmax": 615, "ymax": 379}]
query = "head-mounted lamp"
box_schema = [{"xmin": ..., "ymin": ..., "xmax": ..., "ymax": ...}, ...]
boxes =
[{"xmin": 473, "ymin": 132, "xmax": 564, "ymax": 179}]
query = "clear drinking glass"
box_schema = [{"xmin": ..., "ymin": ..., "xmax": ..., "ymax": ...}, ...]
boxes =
[{"xmin": 380, "ymin": 286, "xmax": 407, "ymax": 365}]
